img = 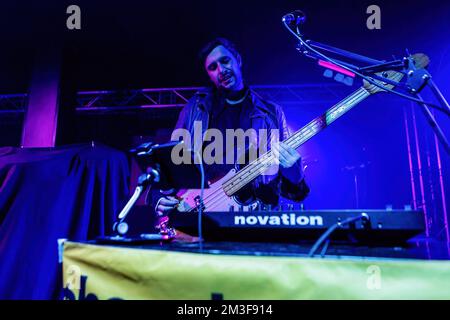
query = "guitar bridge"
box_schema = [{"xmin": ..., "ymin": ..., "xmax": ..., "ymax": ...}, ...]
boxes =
[{"xmin": 194, "ymin": 195, "xmax": 206, "ymax": 212}]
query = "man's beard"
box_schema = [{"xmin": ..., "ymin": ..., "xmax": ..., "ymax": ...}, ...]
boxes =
[{"xmin": 219, "ymin": 72, "xmax": 234, "ymax": 88}]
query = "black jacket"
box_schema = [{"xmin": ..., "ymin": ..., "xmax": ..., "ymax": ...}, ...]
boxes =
[{"xmin": 173, "ymin": 87, "xmax": 310, "ymax": 206}]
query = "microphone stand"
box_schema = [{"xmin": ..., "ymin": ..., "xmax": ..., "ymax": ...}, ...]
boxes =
[
  {"xmin": 304, "ymin": 39, "xmax": 387, "ymax": 66},
  {"xmin": 428, "ymin": 78, "xmax": 450, "ymax": 116},
  {"xmin": 397, "ymin": 55, "xmax": 450, "ymax": 155},
  {"xmin": 112, "ymin": 168, "xmax": 161, "ymax": 237},
  {"xmin": 106, "ymin": 142, "xmax": 178, "ymax": 242},
  {"xmin": 413, "ymin": 93, "xmax": 450, "ymax": 155},
  {"xmin": 109, "ymin": 166, "xmax": 175, "ymax": 241},
  {"xmin": 284, "ymin": 16, "xmax": 450, "ymax": 154}
]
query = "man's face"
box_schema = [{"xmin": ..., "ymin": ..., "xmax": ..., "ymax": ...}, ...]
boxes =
[{"xmin": 204, "ymin": 45, "xmax": 244, "ymax": 92}]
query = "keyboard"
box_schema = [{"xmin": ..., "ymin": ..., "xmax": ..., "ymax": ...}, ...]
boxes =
[{"xmin": 171, "ymin": 209, "xmax": 425, "ymax": 244}]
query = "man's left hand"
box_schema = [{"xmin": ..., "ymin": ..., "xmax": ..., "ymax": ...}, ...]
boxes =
[{"xmin": 272, "ymin": 141, "xmax": 301, "ymax": 168}]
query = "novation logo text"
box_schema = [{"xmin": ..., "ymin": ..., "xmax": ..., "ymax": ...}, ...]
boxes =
[{"xmin": 234, "ymin": 214, "xmax": 323, "ymax": 227}]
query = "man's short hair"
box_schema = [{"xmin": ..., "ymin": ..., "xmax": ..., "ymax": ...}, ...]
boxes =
[{"xmin": 199, "ymin": 37, "xmax": 241, "ymax": 66}]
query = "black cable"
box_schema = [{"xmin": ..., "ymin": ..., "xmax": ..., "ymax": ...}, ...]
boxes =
[
  {"xmin": 308, "ymin": 224, "xmax": 340, "ymax": 258},
  {"xmin": 320, "ymin": 239, "xmax": 330, "ymax": 257},
  {"xmin": 194, "ymin": 151, "xmax": 206, "ymax": 249},
  {"xmin": 308, "ymin": 213, "xmax": 369, "ymax": 258},
  {"xmin": 283, "ymin": 22, "xmax": 450, "ymax": 117}
]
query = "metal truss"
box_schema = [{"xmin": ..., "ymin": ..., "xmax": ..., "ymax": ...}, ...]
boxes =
[
  {"xmin": 74, "ymin": 84, "xmax": 347, "ymax": 113},
  {"xmin": 2, "ymin": 84, "xmax": 346, "ymax": 114},
  {"xmin": 75, "ymin": 87, "xmax": 201, "ymax": 112},
  {"xmin": 0, "ymin": 83, "xmax": 401, "ymax": 114}
]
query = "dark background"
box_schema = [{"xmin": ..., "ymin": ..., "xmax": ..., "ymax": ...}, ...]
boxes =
[{"xmin": 0, "ymin": 0, "xmax": 449, "ymax": 91}]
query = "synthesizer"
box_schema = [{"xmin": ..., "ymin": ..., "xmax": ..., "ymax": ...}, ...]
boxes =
[{"xmin": 171, "ymin": 209, "xmax": 425, "ymax": 243}]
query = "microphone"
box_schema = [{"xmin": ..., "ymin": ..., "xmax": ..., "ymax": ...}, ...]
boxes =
[{"xmin": 282, "ymin": 10, "xmax": 307, "ymax": 27}]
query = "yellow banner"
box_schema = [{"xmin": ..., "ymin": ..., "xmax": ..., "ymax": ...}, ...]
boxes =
[{"xmin": 62, "ymin": 241, "xmax": 450, "ymax": 300}]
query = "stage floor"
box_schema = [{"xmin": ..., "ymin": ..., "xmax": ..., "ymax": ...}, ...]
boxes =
[{"xmin": 93, "ymin": 237, "xmax": 450, "ymax": 260}]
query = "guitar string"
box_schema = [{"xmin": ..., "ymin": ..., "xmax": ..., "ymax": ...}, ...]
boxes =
[
  {"xmin": 223, "ymin": 75, "xmax": 403, "ymax": 196},
  {"xmin": 219, "ymin": 73, "xmax": 404, "ymax": 193},
  {"xmin": 187, "ymin": 88, "xmax": 370, "ymax": 212},
  {"xmin": 185, "ymin": 116, "xmax": 326, "ymax": 212},
  {"xmin": 223, "ymin": 92, "xmax": 372, "ymax": 196},
  {"xmin": 189, "ymin": 88, "xmax": 369, "ymax": 212},
  {"xmin": 222, "ymin": 88, "xmax": 370, "ymax": 195},
  {"xmin": 193, "ymin": 124, "xmax": 336, "ymax": 212},
  {"xmin": 187, "ymin": 88, "xmax": 369, "ymax": 212},
  {"xmin": 222, "ymin": 87, "xmax": 369, "ymax": 188}
]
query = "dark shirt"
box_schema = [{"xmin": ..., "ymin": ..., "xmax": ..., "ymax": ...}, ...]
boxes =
[
  {"xmin": 204, "ymin": 93, "xmax": 251, "ymax": 182},
  {"xmin": 173, "ymin": 87, "xmax": 310, "ymax": 205}
]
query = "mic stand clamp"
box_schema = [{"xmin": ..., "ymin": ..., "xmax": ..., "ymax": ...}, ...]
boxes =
[
  {"xmin": 112, "ymin": 167, "xmax": 161, "ymax": 237},
  {"xmin": 404, "ymin": 55, "xmax": 431, "ymax": 94}
]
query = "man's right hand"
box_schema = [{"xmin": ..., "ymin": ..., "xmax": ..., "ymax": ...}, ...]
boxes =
[{"xmin": 155, "ymin": 196, "xmax": 180, "ymax": 216}]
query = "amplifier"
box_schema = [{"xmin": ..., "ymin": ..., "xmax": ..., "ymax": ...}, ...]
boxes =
[{"xmin": 171, "ymin": 209, "xmax": 425, "ymax": 244}]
